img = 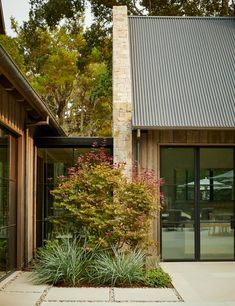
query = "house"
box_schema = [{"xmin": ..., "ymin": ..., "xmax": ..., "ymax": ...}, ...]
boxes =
[
  {"xmin": 0, "ymin": 1, "xmax": 113, "ymax": 279},
  {"xmin": 113, "ymin": 6, "xmax": 235, "ymax": 261}
]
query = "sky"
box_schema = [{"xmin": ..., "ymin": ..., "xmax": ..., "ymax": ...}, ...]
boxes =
[{"xmin": 2, "ymin": 0, "xmax": 30, "ymax": 36}]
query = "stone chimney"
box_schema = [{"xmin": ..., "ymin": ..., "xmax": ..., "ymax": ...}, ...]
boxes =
[{"xmin": 113, "ymin": 6, "xmax": 132, "ymax": 179}]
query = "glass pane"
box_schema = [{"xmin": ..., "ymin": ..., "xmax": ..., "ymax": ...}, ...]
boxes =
[
  {"xmin": 0, "ymin": 138, "xmax": 8, "ymax": 277},
  {"xmin": 37, "ymin": 147, "xmax": 112, "ymax": 243},
  {"xmin": 0, "ymin": 128, "xmax": 17, "ymax": 278},
  {"xmin": 161, "ymin": 148, "xmax": 195, "ymax": 260},
  {"xmin": 200, "ymin": 148, "xmax": 234, "ymax": 260}
]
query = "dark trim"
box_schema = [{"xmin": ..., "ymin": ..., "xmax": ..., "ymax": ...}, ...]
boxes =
[
  {"xmin": 159, "ymin": 148, "xmax": 163, "ymax": 260},
  {"xmin": 195, "ymin": 147, "xmax": 200, "ymax": 260},
  {"xmin": 160, "ymin": 145, "xmax": 235, "ymax": 261},
  {"xmin": 35, "ymin": 137, "xmax": 113, "ymax": 148},
  {"xmin": 234, "ymin": 148, "xmax": 235, "ymax": 260}
]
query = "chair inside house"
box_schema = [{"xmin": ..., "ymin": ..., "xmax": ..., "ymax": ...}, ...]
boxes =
[{"xmin": 163, "ymin": 209, "xmax": 184, "ymax": 231}]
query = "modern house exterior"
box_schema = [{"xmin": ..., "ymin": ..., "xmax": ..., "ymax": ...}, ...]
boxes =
[
  {"xmin": 113, "ymin": 6, "xmax": 235, "ymax": 261},
  {"xmin": 0, "ymin": 1, "xmax": 234, "ymax": 282}
]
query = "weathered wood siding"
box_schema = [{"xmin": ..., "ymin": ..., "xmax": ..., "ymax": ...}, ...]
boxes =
[
  {"xmin": 0, "ymin": 84, "xmax": 25, "ymax": 134},
  {"xmin": 25, "ymin": 129, "xmax": 37, "ymax": 262},
  {"xmin": 0, "ymin": 84, "xmax": 37, "ymax": 267}
]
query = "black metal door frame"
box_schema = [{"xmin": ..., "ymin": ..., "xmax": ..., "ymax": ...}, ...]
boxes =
[{"xmin": 160, "ymin": 146, "xmax": 235, "ymax": 261}]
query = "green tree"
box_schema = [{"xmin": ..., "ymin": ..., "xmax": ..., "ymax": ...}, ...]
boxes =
[
  {"xmin": 5, "ymin": 18, "xmax": 112, "ymax": 135},
  {"xmin": 27, "ymin": 0, "xmax": 235, "ymax": 27},
  {"xmin": 0, "ymin": 34, "xmax": 26, "ymax": 73}
]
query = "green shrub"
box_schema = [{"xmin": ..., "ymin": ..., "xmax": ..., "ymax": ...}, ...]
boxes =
[
  {"xmin": 51, "ymin": 147, "xmax": 162, "ymax": 249},
  {"xmin": 88, "ymin": 247, "xmax": 146, "ymax": 286},
  {"xmin": 145, "ymin": 268, "xmax": 172, "ymax": 288},
  {"xmin": 32, "ymin": 238, "xmax": 92, "ymax": 286}
]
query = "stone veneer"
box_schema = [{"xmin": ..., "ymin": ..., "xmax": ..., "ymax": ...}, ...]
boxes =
[{"xmin": 113, "ymin": 6, "xmax": 132, "ymax": 179}]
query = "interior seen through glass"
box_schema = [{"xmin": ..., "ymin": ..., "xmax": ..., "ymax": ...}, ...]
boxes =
[
  {"xmin": 0, "ymin": 127, "xmax": 17, "ymax": 278},
  {"xmin": 161, "ymin": 147, "xmax": 234, "ymax": 260}
]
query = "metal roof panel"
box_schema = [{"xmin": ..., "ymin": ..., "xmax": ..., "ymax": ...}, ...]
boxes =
[{"xmin": 129, "ymin": 16, "xmax": 235, "ymax": 128}]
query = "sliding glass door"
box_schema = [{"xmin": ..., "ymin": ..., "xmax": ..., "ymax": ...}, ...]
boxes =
[
  {"xmin": 161, "ymin": 147, "xmax": 234, "ymax": 261},
  {"xmin": 200, "ymin": 148, "xmax": 234, "ymax": 260}
]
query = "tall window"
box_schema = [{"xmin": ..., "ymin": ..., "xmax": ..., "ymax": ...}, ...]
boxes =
[
  {"xmin": 161, "ymin": 147, "xmax": 234, "ymax": 261},
  {"xmin": 0, "ymin": 127, "xmax": 17, "ymax": 277}
]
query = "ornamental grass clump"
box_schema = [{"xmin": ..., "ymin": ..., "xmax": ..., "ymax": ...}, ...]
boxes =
[
  {"xmin": 88, "ymin": 247, "xmax": 146, "ymax": 286},
  {"xmin": 31, "ymin": 238, "xmax": 92, "ymax": 286}
]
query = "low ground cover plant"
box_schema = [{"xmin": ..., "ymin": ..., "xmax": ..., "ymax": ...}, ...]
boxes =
[{"xmin": 146, "ymin": 267, "xmax": 172, "ymax": 288}]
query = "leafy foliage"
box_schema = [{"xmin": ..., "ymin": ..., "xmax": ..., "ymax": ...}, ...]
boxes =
[
  {"xmin": 32, "ymin": 238, "xmax": 92, "ymax": 286},
  {"xmin": 4, "ymin": 16, "xmax": 112, "ymax": 136},
  {"xmin": 0, "ymin": 34, "xmax": 26, "ymax": 73},
  {"xmin": 50, "ymin": 147, "xmax": 162, "ymax": 249},
  {"xmin": 145, "ymin": 267, "xmax": 172, "ymax": 288},
  {"xmin": 28, "ymin": 0, "xmax": 235, "ymax": 29},
  {"xmin": 88, "ymin": 247, "xmax": 146, "ymax": 286}
]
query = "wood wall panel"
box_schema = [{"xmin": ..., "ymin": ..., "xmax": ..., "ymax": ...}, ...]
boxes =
[
  {"xmin": 0, "ymin": 84, "xmax": 25, "ymax": 134},
  {"xmin": 25, "ymin": 129, "xmax": 35, "ymax": 262},
  {"xmin": 137, "ymin": 129, "xmax": 235, "ymax": 173}
]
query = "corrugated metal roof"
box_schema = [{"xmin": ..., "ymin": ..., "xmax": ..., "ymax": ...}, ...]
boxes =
[{"xmin": 128, "ymin": 16, "xmax": 235, "ymax": 129}]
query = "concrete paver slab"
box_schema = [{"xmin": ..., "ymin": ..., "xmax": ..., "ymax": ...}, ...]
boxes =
[
  {"xmin": 2, "ymin": 272, "xmax": 48, "ymax": 293},
  {"xmin": 45, "ymin": 287, "xmax": 110, "ymax": 301},
  {"xmin": 161, "ymin": 262, "xmax": 235, "ymax": 303},
  {"xmin": 0, "ymin": 271, "xmax": 20, "ymax": 290},
  {"xmin": 0, "ymin": 291, "xmax": 42, "ymax": 306},
  {"xmin": 114, "ymin": 287, "xmax": 179, "ymax": 302}
]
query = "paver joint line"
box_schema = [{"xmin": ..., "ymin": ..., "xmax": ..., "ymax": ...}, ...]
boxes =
[
  {"xmin": 35, "ymin": 285, "xmax": 52, "ymax": 306},
  {"xmin": 173, "ymin": 288, "xmax": 184, "ymax": 302},
  {"xmin": 110, "ymin": 287, "xmax": 115, "ymax": 302}
]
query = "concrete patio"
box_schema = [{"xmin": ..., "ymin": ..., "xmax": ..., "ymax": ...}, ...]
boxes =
[{"xmin": 0, "ymin": 262, "xmax": 235, "ymax": 306}]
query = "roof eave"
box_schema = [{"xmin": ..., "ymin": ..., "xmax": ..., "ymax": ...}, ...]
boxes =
[{"xmin": 132, "ymin": 126, "xmax": 235, "ymax": 130}]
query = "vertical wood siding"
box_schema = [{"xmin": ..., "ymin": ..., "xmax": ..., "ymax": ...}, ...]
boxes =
[
  {"xmin": 0, "ymin": 84, "xmax": 25, "ymax": 134},
  {"xmin": 0, "ymin": 84, "xmax": 37, "ymax": 267},
  {"xmin": 25, "ymin": 129, "xmax": 36, "ymax": 262}
]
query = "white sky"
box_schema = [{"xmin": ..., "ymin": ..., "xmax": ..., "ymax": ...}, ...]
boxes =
[{"xmin": 2, "ymin": 0, "xmax": 30, "ymax": 36}]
